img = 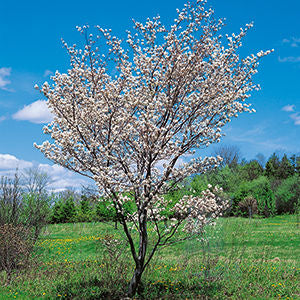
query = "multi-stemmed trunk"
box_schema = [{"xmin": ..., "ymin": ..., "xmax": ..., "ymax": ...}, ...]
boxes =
[
  {"xmin": 127, "ymin": 210, "xmax": 148, "ymax": 297},
  {"xmin": 127, "ymin": 264, "xmax": 145, "ymax": 297}
]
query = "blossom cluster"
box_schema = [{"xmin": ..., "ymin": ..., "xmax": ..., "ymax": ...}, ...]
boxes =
[{"xmin": 172, "ymin": 185, "xmax": 229, "ymax": 233}]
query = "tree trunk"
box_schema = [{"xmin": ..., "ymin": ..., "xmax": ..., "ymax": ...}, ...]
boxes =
[
  {"xmin": 127, "ymin": 265, "xmax": 143, "ymax": 297},
  {"xmin": 127, "ymin": 209, "xmax": 148, "ymax": 297}
]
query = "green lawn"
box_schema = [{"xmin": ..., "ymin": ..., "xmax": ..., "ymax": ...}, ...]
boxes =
[{"xmin": 0, "ymin": 215, "xmax": 299, "ymax": 299}]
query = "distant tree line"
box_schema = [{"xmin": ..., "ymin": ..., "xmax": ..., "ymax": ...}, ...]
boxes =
[
  {"xmin": 179, "ymin": 146, "xmax": 300, "ymax": 218},
  {"xmin": 46, "ymin": 148, "xmax": 300, "ymax": 222}
]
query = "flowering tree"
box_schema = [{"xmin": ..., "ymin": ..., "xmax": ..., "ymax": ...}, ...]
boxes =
[{"xmin": 35, "ymin": 0, "xmax": 271, "ymax": 296}]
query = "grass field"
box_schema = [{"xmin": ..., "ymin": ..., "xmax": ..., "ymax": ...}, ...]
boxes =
[{"xmin": 0, "ymin": 215, "xmax": 299, "ymax": 299}]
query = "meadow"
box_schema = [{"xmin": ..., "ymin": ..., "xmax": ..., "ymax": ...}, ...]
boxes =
[{"xmin": 0, "ymin": 215, "xmax": 299, "ymax": 299}]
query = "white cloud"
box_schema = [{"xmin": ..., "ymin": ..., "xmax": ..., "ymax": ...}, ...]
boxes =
[
  {"xmin": 38, "ymin": 163, "xmax": 90, "ymax": 192},
  {"xmin": 291, "ymin": 37, "xmax": 300, "ymax": 47},
  {"xmin": 43, "ymin": 70, "xmax": 53, "ymax": 77},
  {"xmin": 278, "ymin": 56, "xmax": 300, "ymax": 63},
  {"xmin": 290, "ymin": 113, "xmax": 300, "ymax": 125},
  {"xmin": 0, "ymin": 154, "xmax": 33, "ymax": 170},
  {"xmin": 13, "ymin": 100, "xmax": 53, "ymax": 124},
  {"xmin": 281, "ymin": 104, "xmax": 300, "ymax": 125},
  {"xmin": 0, "ymin": 67, "xmax": 12, "ymax": 91},
  {"xmin": 282, "ymin": 37, "xmax": 300, "ymax": 48},
  {"xmin": 280, "ymin": 37, "xmax": 300, "ymax": 62},
  {"xmin": 0, "ymin": 153, "xmax": 90, "ymax": 191},
  {"xmin": 227, "ymin": 125, "xmax": 287, "ymax": 151},
  {"xmin": 282, "ymin": 104, "xmax": 295, "ymax": 112},
  {"xmin": 0, "ymin": 116, "xmax": 6, "ymax": 122}
]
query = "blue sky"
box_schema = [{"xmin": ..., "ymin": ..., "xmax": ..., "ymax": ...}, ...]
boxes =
[{"xmin": 0, "ymin": 0, "xmax": 299, "ymax": 190}]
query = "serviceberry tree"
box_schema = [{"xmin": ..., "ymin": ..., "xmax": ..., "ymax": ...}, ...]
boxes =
[{"xmin": 35, "ymin": 0, "xmax": 271, "ymax": 296}]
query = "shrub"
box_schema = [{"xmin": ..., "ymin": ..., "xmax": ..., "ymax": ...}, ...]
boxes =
[
  {"xmin": 0, "ymin": 174, "xmax": 22, "ymax": 226},
  {"xmin": 251, "ymin": 176, "xmax": 276, "ymax": 217},
  {"xmin": 233, "ymin": 176, "xmax": 275, "ymax": 217},
  {"xmin": 238, "ymin": 196, "xmax": 258, "ymax": 218},
  {"xmin": 73, "ymin": 208, "xmax": 96, "ymax": 223},
  {"xmin": 232, "ymin": 181, "xmax": 252, "ymax": 215},
  {"xmin": 275, "ymin": 175, "xmax": 300, "ymax": 214},
  {"xmin": 62, "ymin": 197, "xmax": 76, "ymax": 222},
  {"xmin": 0, "ymin": 224, "xmax": 34, "ymax": 278},
  {"xmin": 0, "ymin": 173, "xmax": 47, "ymax": 280},
  {"xmin": 80, "ymin": 195, "xmax": 90, "ymax": 214},
  {"xmin": 21, "ymin": 193, "xmax": 51, "ymax": 240},
  {"xmin": 96, "ymin": 200, "xmax": 116, "ymax": 222},
  {"xmin": 51, "ymin": 197, "xmax": 77, "ymax": 223},
  {"xmin": 51, "ymin": 200, "xmax": 64, "ymax": 223},
  {"xmin": 206, "ymin": 166, "xmax": 239, "ymax": 193}
]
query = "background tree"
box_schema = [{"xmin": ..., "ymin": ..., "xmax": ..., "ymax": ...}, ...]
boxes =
[
  {"xmin": 251, "ymin": 176, "xmax": 276, "ymax": 216},
  {"xmin": 289, "ymin": 154, "xmax": 299, "ymax": 174},
  {"xmin": 35, "ymin": 1, "xmax": 271, "ymax": 296},
  {"xmin": 81, "ymin": 184, "xmax": 99, "ymax": 204},
  {"xmin": 265, "ymin": 153, "xmax": 280, "ymax": 178},
  {"xmin": 233, "ymin": 176, "xmax": 275, "ymax": 216},
  {"xmin": 238, "ymin": 195, "xmax": 258, "ymax": 218},
  {"xmin": 255, "ymin": 153, "xmax": 266, "ymax": 168},
  {"xmin": 22, "ymin": 167, "xmax": 52, "ymax": 194},
  {"xmin": 0, "ymin": 172, "xmax": 22, "ymax": 226},
  {"xmin": 0, "ymin": 171, "xmax": 49, "ymax": 278},
  {"xmin": 296, "ymin": 156, "xmax": 300, "ymax": 174},
  {"xmin": 51, "ymin": 196, "xmax": 77, "ymax": 223},
  {"xmin": 277, "ymin": 154, "xmax": 294, "ymax": 179},
  {"xmin": 80, "ymin": 195, "xmax": 91, "ymax": 215},
  {"xmin": 240, "ymin": 159, "xmax": 264, "ymax": 181},
  {"xmin": 51, "ymin": 200, "xmax": 64, "ymax": 224},
  {"xmin": 21, "ymin": 167, "xmax": 52, "ymax": 240},
  {"xmin": 206, "ymin": 165, "xmax": 238, "ymax": 193},
  {"xmin": 212, "ymin": 144, "xmax": 241, "ymax": 169},
  {"xmin": 275, "ymin": 174, "xmax": 300, "ymax": 214}
]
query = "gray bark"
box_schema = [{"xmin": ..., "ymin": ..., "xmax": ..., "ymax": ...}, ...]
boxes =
[{"xmin": 127, "ymin": 209, "xmax": 147, "ymax": 297}]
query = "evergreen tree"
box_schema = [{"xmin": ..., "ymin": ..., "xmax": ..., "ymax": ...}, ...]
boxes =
[
  {"xmin": 290, "ymin": 155, "xmax": 300, "ymax": 174},
  {"xmin": 278, "ymin": 154, "xmax": 294, "ymax": 179},
  {"xmin": 62, "ymin": 197, "xmax": 76, "ymax": 222},
  {"xmin": 80, "ymin": 195, "xmax": 90, "ymax": 214},
  {"xmin": 51, "ymin": 201, "xmax": 64, "ymax": 223},
  {"xmin": 240, "ymin": 160, "xmax": 264, "ymax": 181},
  {"xmin": 265, "ymin": 153, "xmax": 280, "ymax": 178}
]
